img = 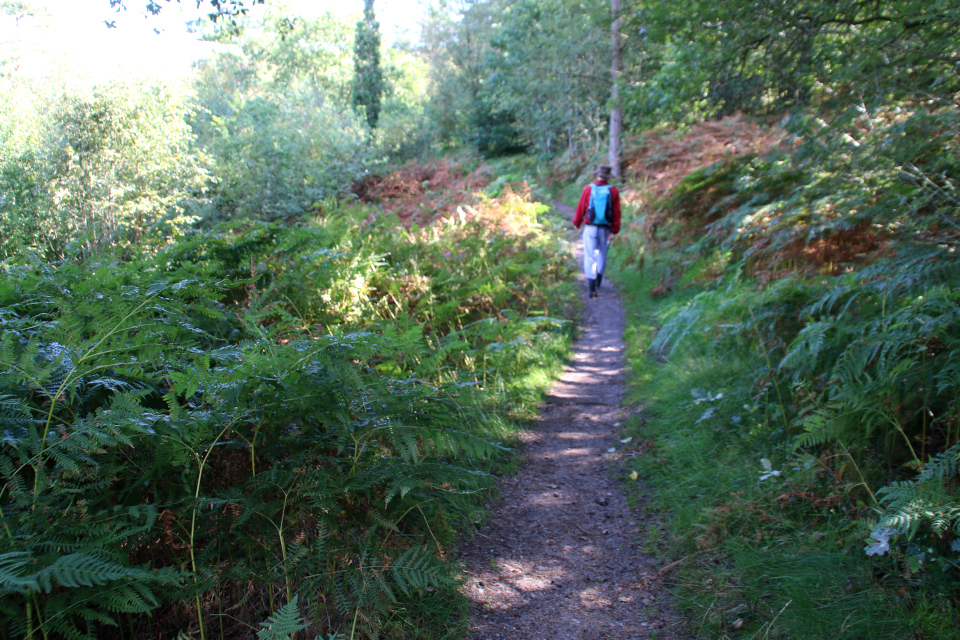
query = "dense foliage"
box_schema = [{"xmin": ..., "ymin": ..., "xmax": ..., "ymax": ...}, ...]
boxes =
[
  {"xmin": 0, "ymin": 80, "xmax": 209, "ymax": 260},
  {"xmin": 0, "ymin": 6, "xmax": 578, "ymax": 637},
  {"xmin": 463, "ymin": 0, "xmax": 960, "ymax": 580},
  {"xmin": 404, "ymin": 0, "xmax": 960, "ymax": 634},
  {"xmin": 425, "ymin": 0, "xmax": 959, "ymax": 155},
  {"xmin": 0, "ymin": 196, "xmax": 576, "ymax": 638},
  {"xmin": 421, "ymin": 0, "xmax": 611, "ymax": 155},
  {"xmin": 621, "ymin": 0, "xmax": 960, "ymax": 128},
  {"xmin": 641, "ymin": 97, "xmax": 959, "ymax": 544},
  {"xmin": 589, "ymin": 1, "xmax": 960, "ymax": 632}
]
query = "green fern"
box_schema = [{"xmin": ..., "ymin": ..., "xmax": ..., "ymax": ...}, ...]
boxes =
[
  {"xmin": 0, "ymin": 188, "xmax": 575, "ymax": 637},
  {"xmin": 257, "ymin": 595, "xmax": 308, "ymax": 640}
]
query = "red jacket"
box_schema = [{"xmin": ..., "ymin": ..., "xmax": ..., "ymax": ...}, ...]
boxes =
[{"xmin": 573, "ymin": 180, "xmax": 621, "ymax": 234}]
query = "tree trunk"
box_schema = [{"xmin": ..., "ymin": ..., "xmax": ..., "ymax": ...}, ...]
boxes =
[{"xmin": 609, "ymin": 0, "xmax": 623, "ymax": 177}]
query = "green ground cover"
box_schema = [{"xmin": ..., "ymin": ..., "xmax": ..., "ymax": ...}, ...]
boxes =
[
  {"xmin": 599, "ymin": 105, "xmax": 960, "ymax": 638},
  {"xmin": 0, "ymin": 190, "xmax": 578, "ymax": 639},
  {"xmin": 613, "ymin": 258, "xmax": 926, "ymax": 638},
  {"xmin": 5, "ymin": 0, "xmax": 960, "ymax": 637}
]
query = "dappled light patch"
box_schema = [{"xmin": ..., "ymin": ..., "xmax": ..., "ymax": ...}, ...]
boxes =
[{"xmin": 460, "ymin": 272, "xmax": 682, "ymax": 639}]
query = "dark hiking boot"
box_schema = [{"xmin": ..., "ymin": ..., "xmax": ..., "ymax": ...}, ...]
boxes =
[
  {"xmin": 596, "ymin": 273, "xmax": 603, "ymax": 290},
  {"xmin": 588, "ymin": 279, "xmax": 597, "ymax": 298}
]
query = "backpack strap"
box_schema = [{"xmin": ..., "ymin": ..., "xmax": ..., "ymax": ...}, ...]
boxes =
[{"xmin": 587, "ymin": 184, "xmax": 598, "ymax": 225}]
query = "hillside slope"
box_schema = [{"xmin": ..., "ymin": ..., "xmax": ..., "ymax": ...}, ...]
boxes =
[{"xmin": 565, "ymin": 109, "xmax": 960, "ymax": 638}]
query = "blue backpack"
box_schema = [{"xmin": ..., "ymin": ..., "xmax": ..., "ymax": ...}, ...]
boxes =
[{"xmin": 588, "ymin": 184, "xmax": 612, "ymax": 227}]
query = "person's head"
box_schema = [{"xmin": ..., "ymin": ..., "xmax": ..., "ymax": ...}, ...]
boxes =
[{"xmin": 593, "ymin": 165, "xmax": 612, "ymax": 183}]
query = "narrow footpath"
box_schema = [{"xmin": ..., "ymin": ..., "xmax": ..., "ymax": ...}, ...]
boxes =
[{"xmin": 457, "ymin": 205, "xmax": 684, "ymax": 640}]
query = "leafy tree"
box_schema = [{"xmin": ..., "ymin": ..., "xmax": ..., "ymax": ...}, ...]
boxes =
[
  {"xmin": 240, "ymin": 10, "xmax": 356, "ymax": 104},
  {"xmin": 485, "ymin": 0, "xmax": 610, "ymax": 155},
  {"xmin": 424, "ymin": 0, "xmax": 610, "ymax": 156},
  {"xmin": 425, "ymin": 0, "xmax": 960, "ymax": 153},
  {"xmin": 353, "ymin": 0, "xmax": 384, "ymax": 128},
  {"xmin": 108, "ymin": 0, "xmax": 265, "ymax": 23},
  {"xmin": 190, "ymin": 51, "xmax": 372, "ymax": 221},
  {"xmin": 621, "ymin": 0, "xmax": 960, "ymax": 127},
  {"xmin": 420, "ymin": 0, "xmax": 494, "ymax": 148},
  {"xmin": 186, "ymin": 7, "xmax": 378, "ymax": 221},
  {"xmin": 1, "ymin": 79, "xmax": 210, "ymax": 261},
  {"xmin": 421, "ymin": 0, "xmax": 531, "ymax": 155},
  {"xmin": 377, "ymin": 45, "xmax": 437, "ymax": 159}
]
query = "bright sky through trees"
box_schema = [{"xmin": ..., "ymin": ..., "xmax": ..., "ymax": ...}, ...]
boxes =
[{"xmin": 1, "ymin": 0, "xmax": 425, "ymax": 81}]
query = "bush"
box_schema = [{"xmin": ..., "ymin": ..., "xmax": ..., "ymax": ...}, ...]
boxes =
[{"xmin": 0, "ymin": 80, "xmax": 211, "ymax": 262}]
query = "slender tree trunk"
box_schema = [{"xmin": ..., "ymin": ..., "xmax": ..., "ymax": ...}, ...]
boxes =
[{"xmin": 609, "ymin": 0, "xmax": 623, "ymax": 177}]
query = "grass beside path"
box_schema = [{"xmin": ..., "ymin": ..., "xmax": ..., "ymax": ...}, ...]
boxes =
[{"xmin": 609, "ymin": 253, "xmax": 954, "ymax": 640}]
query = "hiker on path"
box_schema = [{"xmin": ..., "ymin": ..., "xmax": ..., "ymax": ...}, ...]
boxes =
[{"xmin": 573, "ymin": 164, "xmax": 621, "ymax": 298}]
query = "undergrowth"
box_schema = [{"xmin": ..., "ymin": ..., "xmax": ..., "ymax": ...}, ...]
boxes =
[
  {"xmin": 0, "ymin": 189, "xmax": 576, "ymax": 639},
  {"xmin": 606, "ymin": 101, "xmax": 960, "ymax": 639},
  {"xmin": 613, "ymin": 257, "xmax": 946, "ymax": 639}
]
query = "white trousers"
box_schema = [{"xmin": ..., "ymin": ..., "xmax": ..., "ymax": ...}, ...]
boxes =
[{"xmin": 582, "ymin": 225, "xmax": 610, "ymax": 279}]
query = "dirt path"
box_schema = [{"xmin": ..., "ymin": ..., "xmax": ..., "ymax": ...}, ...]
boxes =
[{"xmin": 457, "ymin": 205, "xmax": 684, "ymax": 639}]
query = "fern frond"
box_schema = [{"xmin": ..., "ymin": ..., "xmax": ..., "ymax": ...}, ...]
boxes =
[
  {"xmin": 257, "ymin": 595, "xmax": 308, "ymax": 640},
  {"xmin": 649, "ymin": 298, "xmax": 708, "ymax": 356}
]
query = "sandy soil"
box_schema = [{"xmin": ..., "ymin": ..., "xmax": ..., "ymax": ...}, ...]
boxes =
[{"xmin": 457, "ymin": 206, "xmax": 686, "ymax": 640}]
